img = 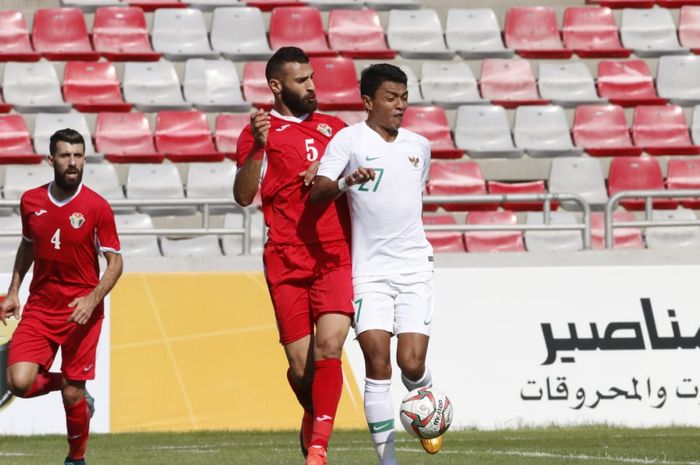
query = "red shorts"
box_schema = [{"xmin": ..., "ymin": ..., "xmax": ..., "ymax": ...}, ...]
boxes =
[
  {"xmin": 7, "ymin": 310, "xmax": 103, "ymax": 380},
  {"xmin": 263, "ymin": 240, "xmax": 354, "ymax": 345}
]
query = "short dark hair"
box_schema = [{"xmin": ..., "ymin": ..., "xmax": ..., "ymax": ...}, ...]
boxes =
[
  {"xmin": 265, "ymin": 47, "xmax": 311, "ymax": 81},
  {"xmin": 49, "ymin": 128, "xmax": 85, "ymax": 156},
  {"xmin": 360, "ymin": 64, "xmax": 407, "ymax": 98}
]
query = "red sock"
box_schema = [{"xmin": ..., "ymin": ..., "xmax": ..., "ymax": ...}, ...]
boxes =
[
  {"xmin": 286, "ymin": 368, "xmax": 313, "ymax": 413},
  {"xmin": 22, "ymin": 372, "xmax": 62, "ymax": 398},
  {"xmin": 310, "ymin": 358, "xmax": 343, "ymax": 450},
  {"xmin": 64, "ymin": 397, "xmax": 90, "ymax": 460}
]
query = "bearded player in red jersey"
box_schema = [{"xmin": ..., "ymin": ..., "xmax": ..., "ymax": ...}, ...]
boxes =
[
  {"xmin": 234, "ymin": 47, "xmax": 369, "ymax": 465},
  {"xmin": 0, "ymin": 129, "xmax": 123, "ymax": 465}
]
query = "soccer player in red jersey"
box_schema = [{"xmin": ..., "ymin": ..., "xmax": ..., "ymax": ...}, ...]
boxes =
[
  {"xmin": 0, "ymin": 129, "xmax": 123, "ymax": 465},
  {"xmin": 234, "ymin": 47, "xmax": 357, "ymax": 465}
]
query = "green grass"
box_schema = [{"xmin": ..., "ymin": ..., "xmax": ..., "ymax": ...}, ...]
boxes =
[{"xmin": 1, "ymin": 427, "xmax": 700, "ymax": 465}]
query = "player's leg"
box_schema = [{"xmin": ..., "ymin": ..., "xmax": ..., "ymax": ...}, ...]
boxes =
[
  {"xmin": 62, "ymin": 379, "xmax": 90, "ymax": 464},
  {"xmin": 283, "ymin": 334, "xmax": 315, "ymax": 456}
]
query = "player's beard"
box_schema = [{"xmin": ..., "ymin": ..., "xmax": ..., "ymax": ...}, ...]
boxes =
[
  {"xmin": 54, "ymin": 166, "xmax": 83, "ymax": 192},
  {"xmin": 281, "ymin": 87, "xmax": 317, "ymax": 115}
]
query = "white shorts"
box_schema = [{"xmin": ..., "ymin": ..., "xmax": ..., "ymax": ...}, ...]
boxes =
[{"xmin": 352, "ymin": 271, "xmax": 434, "ymax": 337}]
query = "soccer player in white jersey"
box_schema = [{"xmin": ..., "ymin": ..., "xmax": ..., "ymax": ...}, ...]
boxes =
[{"xmin": 310, "ymin": 64, "xmax": 439, "ymax": 465}]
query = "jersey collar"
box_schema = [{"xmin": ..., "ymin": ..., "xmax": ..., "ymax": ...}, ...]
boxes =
[
  {"xmin": 47, "ymin": 181, "xmax": 83, "ymax": 207},
  {"xmin": 270, "ymin": 109, "xmax": 310, "ymax": 123}
]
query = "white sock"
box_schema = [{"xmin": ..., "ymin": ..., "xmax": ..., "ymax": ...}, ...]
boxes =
[
  {"xmin": 401, "ymin": 367, "xmax": 432, "ymax": 392},
  {"xmin": 364, "ymin": 378, "xmax": 397, "ymax": 465}
]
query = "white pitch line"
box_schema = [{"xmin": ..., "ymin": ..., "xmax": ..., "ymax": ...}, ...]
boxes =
[{"xmin": 0, "ymin": 452, "xmax": 30, "ymax": 457}]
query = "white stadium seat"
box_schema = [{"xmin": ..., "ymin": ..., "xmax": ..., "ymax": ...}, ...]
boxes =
[
  {"xmin": 0, "ymin": 214, "xmax": 21, "ymax": 258},
  {"xmin": 151, "ymin": 8, "xmax": 219, "ymax": 60},
  {"xmin": 210, "ymin": 7, "xmax": 273, "ymax": 61},
  {"xmin": 3, "ymin": 165, "xmax": 53, "ymax": 200},
  {"xmin": 161, "ymin": 235, "xmax": 223, "ymax": 257},
  {"xmin": 3, "ymin": 61, "xmax": 71, "ymax": 113},
  {"xmin": 387, "ymin": 9, "xmax": 455, "ymax": 59},
  {"xmin": 621, "ymin": 7, "xmax": 689, "ymax": 57},
  {"xmin": 123, "ymin": 61, "xmax": 192, "ymax": 112},
  {"xmin": 645, "ymin": 209, "xmax": 700, "ymax": 249},
  {"xmin": 538, "ymin": 62, "xmax": 606, "ymax": 107},
  {"xmin": 513, "ymin": 105, "xmax": 584, "ymax": 157},
  {"xmin": 419, "ymin": 62, "xmax": 484, "ymax": 108},
  {"xmin": 33, "ymin": 112, "xmax": 97, "ymax": 156},
  {"xmin": 445, "ymin": 9, "xmax": 513, "ymax": 59},
  {"xmin": 222, "ymin": 210, "xmax": 265, "ymax": 255},
  {"xmin": 657, "ymin": 55, "xmax": 700, "ymax": 106},
  {"xmin": 525, "ymin": 211, "xmax": 584, "ymax": 252},
  {"xmin": 83, "ymin": 163, "xmax": 125, "ymax": 202},
  {"xmin": 184, "ymin": 59, "xmax": 250, "ymax": 112},
  {"xmin": 398, "ymin": 65, "xmax": 427, "ymax": 105},
  {"xmin": 548, "ymin": 157, "xmax": 609, "ymax": 210},
  {"xmin": 186, "ymin": 161, "xmax": 236, "ymax": 213},
  {"xmin": 126, "ymin": 163, "xmax": 194, "ymax": 216},
  {"xmin": 114, "ymin": 213, "xmax": 162, "ymax": 257},
  {"xmin": 454, "ymin": 105, "xmax": 522, "ymax": 158}
]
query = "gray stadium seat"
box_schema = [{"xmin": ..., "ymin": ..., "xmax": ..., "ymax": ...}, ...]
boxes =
[
  {"xmin": 3, "ymin": 165, "xmax": 53, "ymax": 200},
  {"xmin": 3, "ymin": 61, "xmax": 71, "ymax": 113},
  {"xmin": 538, "ymin": 62, "xmax": 606, "ymax": 107},
  {"xmin": 513, "ymin": 105, "xmax": 584, "ymax": 158},
  {"xmin": 454, "ymin": 105, "xmax": 523, "ymax": 158},
  {"xmin": 183, "ymin": 59, "xmax": 251, "ymax": 112},
  {"xmin": 33, "ymin": 113, "xmax": 97, "ymax": 156},
  {"xmin": 524, "ymin": 211, "xmax": 584, "ymax": 252},
  {"xmin": 445, "ymin": 8, "xmax": 513, "ymax": 59},
  {"xmin": 161, "ymin": 235, "xmax": 223, "ymax": 257},
  {"xmin": 123, "ymin": 61, "xmax": 192, "ymax": 112},
  {"xmin": 0, "ymin": 214, "xmax": 21, "ymax": 258},
  {"xmin": 645, "ymin": 209, "xmax": 700, "ymax": 249},
  {"xmin": 83, "ymin": 163, "xmax": 125, "ymax": 202},
  {"xmin": 151, "ymin": 8, "xmax": 219, "ymax": 60},
  {"xmin": 548, "ymin": 157, "xmax": 609, "ymax": 210},
  {"xmin": 621, "ymin": 8, "xmax": 689, "ymax": 57},
  {"xmin": 419, "ymin": 62, "xmax": 484, "ymax": 108},
  {"xmin": 657, "ymin": 55, "xmax": 700, "ymax": 106},
  {"xmin": 126, "ymin": 163, "xmax": 194, "ymax": 216},
  {"xmin": 114, "ymin": 213, "xmax": 162, "ymax": 257},
  {"xmin": 222, "ymin": 210, "xmax": 265, "ymax": 255},
  {"xmin": 387, "ymin": 9, "xmax": 455, "ymax": 59},
  {"xmin": 210, "ymin": 7, "xmax": 273, "ymax": 61},
  {"xmin": 186, "ymin": 161, "xmax": 236, "ymax": 213}
]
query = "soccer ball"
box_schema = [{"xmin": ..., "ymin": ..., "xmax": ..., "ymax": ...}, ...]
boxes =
[{"xmin": 399, "ymin": 386, "xmax": 453, "ymax": 439}]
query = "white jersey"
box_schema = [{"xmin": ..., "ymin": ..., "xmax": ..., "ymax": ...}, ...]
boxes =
[{"xmin": 317, "ymin": 121, "xmax": 433, "ymax": 277}]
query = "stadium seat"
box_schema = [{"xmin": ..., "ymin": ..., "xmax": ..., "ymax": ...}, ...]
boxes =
[
  {"xmin": 246, "ymin": 0, "xmax": 303, "ymax": 12},
  {"xmin": 454, "ymin": 105, "xmax": 522, "ymax": 159},
  {"xmin": 465, "ymin": 211, "xmax": 525, "ymax": 252},
  {"xmin": 0, "ymin": 115, "xmax": 42, "ymax": 164},
  {"xmin": 445, "ymin": 8, "xmax": 514, "ymax": 59},
  {"xmin": 608, "ymin": 157, "xmax": 678, "ymax": 210},
  {"xmin": 657, "ymin": 55, "xmax": 700, "ymax": 106},
  {"xmin": 479, "ymin": 59, "xmax": 548, "ymax": 108},
  {"xmin": 62, "ymin": 0, "xmax": 122, "ymax": 12},
  {"xmin": 62, "ymin": 61, "xmax": 132, "ymax": 113},
  {"xmin": 33, "ymin": 113, "xmax": 97, "ymax": 156},
  {"xmin": 334, "ymin": 111, "xmax": 366, "ymax": 126},
  {"xmin": 572, "ymin": 104, "xmax": 642, "ymax": 156},
  {"xmin": 269, "ymin": 7, "xmax": 334, "ymax": 57},
  {"xmin": 596, "ymin": 60, "xmax": 667, "ymax": 107},
  {"xmin": 513, "ymin": 105, "xmax": 584, "ymax": 158},
  {"xmin": 524, "ymin": 211, "xmax": 584, "ymax": 252},
  {"xmin": 210, "ymin": 7, "xmax": 273, "ymax": 60},
  {"xmin": 222, "ymin": 210, "xmax": 265, "ymax": 255},
  {"xmin": 486, "ymin": 180, "xmax": 554, "ymax": 212},
  {"xmin": 422, "ymin": 214, "xmax": 465, "ymax": 253},
  {"xmin": 426, "ymin": 161, "xmax": 495, "ymax": 211},
  {"xmin": 184, "ymin": 59, "xmax": 250, "ymax": 112},
  {"xmin": 126, "ymin": 163, "xmax": 194, "ymax": 216},
  {"xmin": 328, "ymin": 9, "xmax": 396, "ymax": 59},
  {"xmin": 31, "ymin": 8, "xmax": 99, "ymax": 61},
  {"xmin": 3, "ymin": 165, "xmax": 53, "ymax": 199},
  {"xmin": 694, "ymin": 105, "xmax": 700, "ymax": 144},
  {"xmin": 537, "ymin": 62, "xmax": 605, "ymax": 107},
  {"xmin": 387, "ymin": 9, "xmax": 455, "ymax": 59},
  {"xmin": 215, "ymin": 113, "xmax": 248, "ymax": 161},
  {"xmin": 590, "ymin": 0, "xmax": 654, "ymax": 8},
  {"xmin": 310, "ymin": 57, "xmax": 363, "ymax": 110},
  {"xmin": 123, "ymin": 61, "xmax": 192, "ymax": 112},
  {"xmin": 186, "ymin": 161, "xmax": 236, "ymax": 201},
  {"xmin": 128, "ymin": 0, "xmax": 187, "ymax": 12},
  {"xmin": 188, "ymin": 0, "xmax": 243, "ymax": 10},
  {"xmin": 155, "ymin": 111, "xmax": 223, "ymax": 162},
  {"xmin": 562, "ymin": 7, "xmax": 631, "ymax": 58},
  {"xmin": 92, "ymin": 7, "xmax": 162, "ymax": 62},
  {"xmin": 0, "ymin": 11, "xmax": 40, "ymax": 62},
  {"xmin": 114, "ymin": 213, "xmax": 161, "ymax": 257},
  {"xmin": 152, "ymin": 8, "xmax": 219, "ymax": 60},
  {"xmin": 96, "ymin": 112, "xmax": 164, "ymax": 163},
  {"xmin": 0, "ymin": 95, "xmax": 10, "ymax": 114},
  {"xmin": 398, "ymin": 65, "xmax": 427, "ymax": 105},
  {"xmin": 3, "ymin": 61, "xmax": 71, "ymax": 113},
  {"xmin": 659, "ymin": 0, "xmax": 700, "ymax": 7},
  {"xmin": 645, "ymin": 209, "xmax": 700, "ymax": 249},
  {"xmin": 591, "ymin": 211, "xmax": 644, "ymax": 249},
  {"xmin": 308, "ymin": 0, "xmax": 363, "ymax": 9},
  {"xmin": 632, "ymin": 105, "xmax": 700, "ymax": 155},
  {"xmin": 0, "ymin": 215, "xmax": 22, "ymax": 258},
  {"xmin": 620, "ymin": 8, "xmax": 689, "ymax": 57},
  {"xmin": 366, "ymin": 0, "xmax": 420, "ymax": 9},
  {"xmin": 83, "ymin": 163, "xmax": 125, "ymax": 202},
  {"xmin": 419, "ymin": 62, "xmax": 484, "ymax": 108},
  {"xmin": 549, "ymin": 157, "xmax": 609, "ymax": 209},
  {"xmin": 402, "ymin": 106, "xmax": 463, "ymax": 159},
  {"xmin": 667, "ymin": 158, "xmax": 700, "ymax": 208},
  {"xmin": 161, "ymin": 236, "xmax": 223, "ymax": 257},
  {"xmin": 242, "ymin": 61, "xmax": 272, "ymax": 109},
  {"xmin": 679, "ymin": 6, "xmax": 700, "ymax": 53},
  {"xmin": 504, "ymin": 7, "xmax": 573, "ymax": 59}
]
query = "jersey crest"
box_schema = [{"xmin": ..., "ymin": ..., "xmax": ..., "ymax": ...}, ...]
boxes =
[
  {"xmin": 408, "ymin": 156, "xmax": 420, "ymax": 168},
  {"xmin": 317, "ymin": 123, "xmax": 333, "ymax": 137},
  {"xmin": 69, "ymin": 212, "xmax": 85, "ymax": 229}
]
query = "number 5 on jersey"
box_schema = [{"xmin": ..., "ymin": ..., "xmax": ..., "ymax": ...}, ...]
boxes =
[
  {"xmin": 305, "ymin": 138, "xmax": 318, "ymax": 162},
  {"xmin": 51, "ymin": 228, "xmax": 61, "ymax": 250}
]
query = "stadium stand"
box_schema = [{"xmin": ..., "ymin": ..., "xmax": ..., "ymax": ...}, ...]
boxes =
[
  {"xmin": 0, "ymin": 115, "xmax": 42, "ymax": 164},
  {"xmin": 401, "ymin": 106, "xmax": 464, "ymax": 159},
  {"xmin": 537, "ymin": 62, "xmax": 605, "ymax": 107},
  {"xmin": 328, "ymin": 9, "xmax": 396, "ymax": 58},
  {"xmin": 92, "ymin": 6, "xmax": 162, "ymax": 62},
  {"xmin": 3, "ymin": 61, "xmax": 71, "ymax": 113},
  {"xmin": 504, "ymin": 6, "xmax": 573, "ymax": 59},
  {"xmin": 309, "ymin": 57, "xmax": 363, "ymax": 110},
  {"xmin": 161, "ymin": 235, "xmax": 224, "ymax": 257},
  {"xmin": 513, "ymin": 105, "xmax": 584, "ymax": 157},
  {"xmin": 479, "ymin": 59, "xmax": 548, "ymax": 108},
  {"xmin": 0, "ymin": 215, "xmax": 22, "ymax": 258},
  {"xmin": 607, "ymin": 157, "xmax": 678, "ymax": 210},
  {"xmin": 269, "ymin": 7, "xmax": 335, "ymax": 56},
  {"xmin": 96, "ymin": 112, "xmax": 164, "ymax": 163},
  {"xmin": 125, "ymin": 163, "xmax": 194, "ymax": 216},
  {"xmin": 464, "ymin": 211, "xmax": 525, "ymax": 252},
  {"xmin": 572, "ymin": 104, "xmax": 643, "ymax": 157},
  {"xmin": 83, "ymin": 163, "xmax": 127, "ymax": 202},
  {"xmin": 210, "ymin": 7, "xmax": 274, "ymax": 60},
  {"xmin": 33, "ymin": 112, "xmax": 97, "ymax": 156},
  {"xmin": 426, "ymin": 161, "xmax": 495, "ymax": 211},
  {"xmin": 242, "ymin": 61, "xmax": 273, "ymax": 108},
  {"xmin": 309, "ymin": 0, "xmax": 364, "ymax": 9},
  {"xmin": 0, "ymin": 11, "xmax": 40, "ymax": 62},
  {"xmin": 590, "ymin": 211, "xmax": 644, "ymax": 249},
  {"xmin": 620, "ymin": 7, "xmax": 689, "ymax": 57},
  {"xmin": 486, "ymin": 180, "xmax": 551, "ymax": 211},
  {"xmin": 183, "ymin": 59, "xmax": 250, "ymax": 112},
  {"xmin": 62, "ymin": 0, "xmax": 122, "ymax": 12},
  {"xmin": 122, "ymin": 61, "xmax": 192, "ymax": 111},
  {"xmin": 645, "ymin": 209, "xmax": 700, "ymax": 249},
  {"xmin": 562, "ymin": 7, "xmax": 631, "ymax": 58},
  {"xmin": 666, "ymin": 158, "xmax": 700, "ymax": 208},
  {"xmin": 596, "ymin": 60, "xmax": 667, "ymax": 106},
  {"xmin": 154, "ymin": 110, "xmax": 224, "ymax": 162},
  {"xmin": 365, "ymin": 0, "xmax": 421, "ymax": 10},
  {"xmin": 445, "ymin": 8, "xmax": 514, "ymax": 59},
  {"xmin": 128, "ymin": 0, "xmax": 188, "ymax": 12},
  {"xmin": 62, "ymin": 61, "xmax": 133, "ymax": 113},
  {"xmin": 524, "ymin": 211, "xmax": 584, "ymax": 252},
  {"xmin": 186, "ymin": 161, "xmax": 236, "ymax": 201},
  {"xmin": 631, "ymin": 105, "xmax": 700, "ymax": 155},
  {"xmin": 454, "ymin": 104, "xmax": 523, "ymax": 159},
  {"xmin": 656, "ymin": 55, "xmax": 700, "ymax": 106},
  {"xmin": 32, "ymin": 8, "xmax": 100, "ymax": 61},
  {"xmin": 422, "ymin": 214, "xmax": 465, "ymax": 252},
  {"xmin": 679, "ymin": 6, "xmax": 700, "ymax": 52},
  {"xmin": 114, "ymin": 213, "xmax": 162, "ymax": 257},
  {"xmin": 189, "ymin": 0, "xmax": 244, "ymax": 9},
  {"xmin": 222, "ymin": 210, "xmax": 265, "ymax": 255},
  {"xmin": 419, "ymin": 62, "xmax": 484, "ymax": 108},
  {"xmin": 151, "ymin": 8, "xmax": 219, "ymax": 60},
  {"xmin": 387, "ymin": 9, "xmax": 454, "ymax": 59},
  {"xmin": 3, "ymin": 165, "xmax": 53, "ymax": 200},
  {"xmin": 214, "ymin": 113, "xmax": 249, "ymax": 160},
  {"xmin": 548, "ymin": 157, "xmax": 609, "ymax": 209},
  {"xmin": 397, "ymin": 64, "xmax": 427, "ymax": 105}
]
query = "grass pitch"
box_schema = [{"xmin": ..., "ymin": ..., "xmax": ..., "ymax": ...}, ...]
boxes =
[{"xmin": 1, "ymin": 427, "xmax": 699, "ymax": 465}]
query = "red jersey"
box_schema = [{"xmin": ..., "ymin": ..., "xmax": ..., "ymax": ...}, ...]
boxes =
[
  {"xmin": 237, "ymin": 110, "xmax": 351, "ymax": 246},
  {"xmin": 20, "ymin": 183, "xmax": 121, "ymax": 319}
]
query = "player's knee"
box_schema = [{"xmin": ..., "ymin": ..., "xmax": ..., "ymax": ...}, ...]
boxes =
[
  {"xmin": 7, "ymin": 372, "xmax": 33, "ymax": 397},
  {"xmin": 314, "ymin": 334, "xmax": 344, "ymax": 360},
  {"xmin": 61, "ymin": 385, "xmax": 84, "ymax": 405},
  {"xmin": 397, "ymin": 356, "xmax": 424, "ymax": 381},
  {"xmin": 364, "ymin": 354, "xmax": 392, "ymax": 379}
]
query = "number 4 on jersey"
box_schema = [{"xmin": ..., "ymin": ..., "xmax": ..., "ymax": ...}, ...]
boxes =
[{"xmin": 51, "ymin": 228, "xmax": 61, "ymax": 250}]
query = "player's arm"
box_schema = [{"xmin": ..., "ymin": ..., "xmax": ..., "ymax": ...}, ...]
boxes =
[
  {"xmin": 310, "ymin": 168, "xmax": 377, "ymax": 203},
  {"xmin": 0, "ymin": 238, "xmax": 33, "ymax": 326},
  {"xmin": 234, "ymin": 110, "xmax": 269, "ymax": 207},
  {"xmin": 68, "ymin": 251, "xmax": 123, "ymax": 325}
]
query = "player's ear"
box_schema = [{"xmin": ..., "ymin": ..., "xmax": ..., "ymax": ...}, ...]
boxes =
[
  {"xmin": 46, "ymin": 154, "xmax": 55, "ymax": 167},
  {"xmin": 269, "ymin": 78, "xmax": 283, "ymax": 96},
  {"xmin": 362, "ymin": 94, "xmax": 373, "ymax": 112}
]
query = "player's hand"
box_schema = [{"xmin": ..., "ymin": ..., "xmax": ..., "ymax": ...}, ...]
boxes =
[
  {"xmin": 67, "ymin": 294, "xmax": 98, "ymax": 325},
  {"xmin": 345, "ymin": 167, "xmax": 376, "ymax": 187},
  {"xmin": 250, "ymin": 109, "xmax": 270, "ymax": 150},
  {"xmin": 299, "ymin": 161, "xmax": 320, "ymax": 186},
  {"xmin": 0, "ymin": 293, "xmax": 20, "ymax": 326}
]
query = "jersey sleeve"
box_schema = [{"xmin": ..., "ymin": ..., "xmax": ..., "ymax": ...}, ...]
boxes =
[
  {"xmin": 420, "ymin": 138, "xmax": 432, "ymax": 186},
  {"xmin": 317, "ymin": 128, "xmax": 352, "ymax": 181},
  {"xmin": 236, "ymin": 124, "xmax": 263, "ymax": 168},
  {"xmin": 96, "ymin": 201, "xmax": 121, "ymax": 254},
  {"xmin": 19, "ymin": 194, "xmax": 32, "ymax": 242}
]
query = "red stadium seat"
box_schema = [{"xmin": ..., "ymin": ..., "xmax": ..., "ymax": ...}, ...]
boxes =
[
  {"xmin": 487, "ymin": 180, "xmax": 558, "ymax": 211},
  {"xmin": 0, "ymin": 115, "xmax": 42, "ymax": 164},
  {"xmin": 269, "ymin": 7, "xmax": 335, "ymax": 57},
  {"xmin": 658, "ymin": 0, "xmax": 700, "ymax": 8},
  {"xmin": 247, "ymin": 0, "xmax": 303, "ymax": 11},
  {"xmin": 63, "ymin": 61, "xmax": 132, "ymax": 113},
  {"xmin": 586, "ymin": 0, "xmax": 654, "ymax": 8},
  {"xmin": 335, "ymin": 111, "xmax": 366, "ymax": 126},
  {"xmin": 242, "ymin": 61, "xmax": 273, "ymax": 109},
  {"xmin": 591, "ymin": 211, "xmax": 644, "ymax": 250},
  {"xmin": 155, "ymin": 111, "xmax": 224, "ymax": 162},
  {"xmin": 328, "ymin": 9, "xmax": 396, "ymax": 59},
  {"xmin": 504, "ymin": 7, "xmax": 573, "ymax": 59},
  {"xmin": 480, "ymin": 59, "xmax": 548, "ymax": 108},
  {"xmin": 667, "ymin": 158, "xmax": 700, "ymax": 208},
  {"xmin": 562, "ymin": 7, "xmax": 631, "ymax": 58},
  {"xmin": 572, "ymin": 104, "xmax": 642, "ymax": 156},
  {"xmin": 0, "ymin": 11, "xmax": 40, "ymax": 62},
  {"xmin": 631, "ymin": 105, "xmax": 700, "ymax": 155},
  {"xmin": 310, "ymin": 57, "xmax": 362, "ymax": 110},
  {"xmin": 679, "ymin": 6, "xmax": 700, "ymax": 53},
  {"xmin": 608, "ymin": 157, "xmax": 678, "ymax": 210},
  {"xmin": 597, "ymin": 60, "xmax": 667, "ymax": 107},
  {"xmin": 402, "ymin": 106, "xmax": 463, "ymax": 159},
  {"xmin": 422, "ymin": 214, "xmax": 465, "ymax": 253},
  {"xmin": 464, "ymin": 211, "xmax": 525, "ymax": 252},
  {"xmin": 96, "ymin": 112, "xmax": 164, "ymax": 164},
  {"xmin": 426, "ymin": 161, "xmax": 495, "ymax": 211},
  {"xmin": 93, "ymin": 7, "xmax": 162, "ymax": 62},
  {"xmin": 215, "ymin": 113, "xmax": 250, "ymax": 162},
  {"xmin": 0, "ymin": 93, "xmax": 10, "ymax": 113},
  {"xmin": 32, "ymin": 8, "xmax": 100, "ymax": 61},
  {"xmin": 127, "ymin": 0, "xmax": 187, "ymax": 12}
]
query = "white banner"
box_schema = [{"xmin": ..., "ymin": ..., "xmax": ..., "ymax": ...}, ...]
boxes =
[
  {"xmin": 0, "ymin": 274, "xmax": 110, "ymax": 434},
  {"xmin": 345, "ymin": 266, "xmax": 700, "ymax": 430}
]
